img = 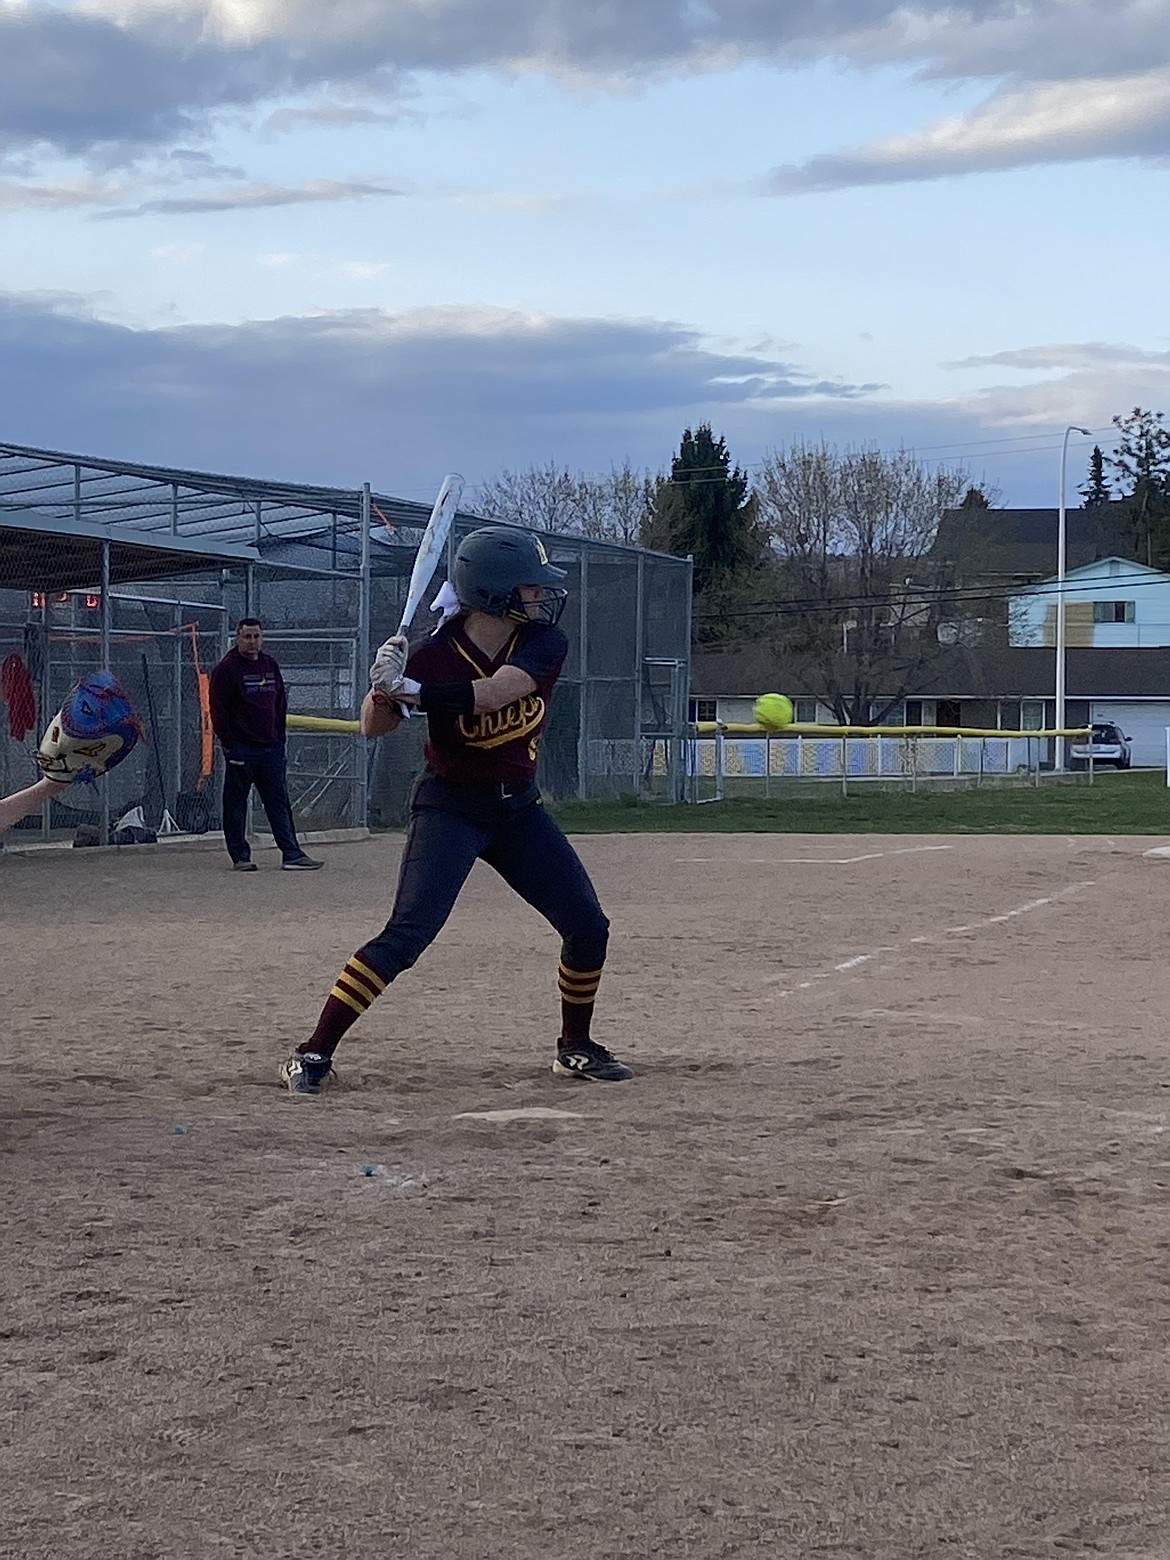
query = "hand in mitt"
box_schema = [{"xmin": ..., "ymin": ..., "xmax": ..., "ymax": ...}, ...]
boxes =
[{"xmin": 36, "ymin": 672, "xmax": 141, "ymax": 785}]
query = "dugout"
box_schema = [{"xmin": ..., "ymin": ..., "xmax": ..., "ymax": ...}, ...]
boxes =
[{"xmin": 0, "ymin": 442, "xmax": 692, "ymax": 843}]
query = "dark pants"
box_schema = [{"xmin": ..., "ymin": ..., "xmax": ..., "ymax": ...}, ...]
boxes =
[
  {"xmin": 221, "ymin": 744, "xmax": 303, "ymax": 864},
  {"xmin": 359, "ymin": 773, "xmax": 609, "ymax": 983}
]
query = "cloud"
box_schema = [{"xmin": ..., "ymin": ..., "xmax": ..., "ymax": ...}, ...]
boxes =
[
  {"xmin": 339, "ymin": 260, "xmax": 390, "ymax": 279},
  {"xmin": 4, "ymin": 0, "xmax": 1170, "ymax": 184},
  {"xmin": 4, "ymin": 289, "xmax": 1164, "ymax": 502},
  {"xmin": 261, "ymin": 97, "xmax": 427, "ymax": 135},
  {"xmin": 445, "ymin": 190, "xmax": 569, "ymax": 215},
  {"xmin": 946, "ymin": 343, "xmax": 1170, "ymax": 373},
  {"xmin": 0, "ymin": 290, "xmax": 877, "ymax": 498},
  {"xmin": 0, "ymin": 175, "xmax": 126, "ymax": 209},
  {"xmin": 765, "ymin": 66, "xmax": 1170, "ymax": 192},
  {"xmin": 96, "ymin": 176, "xmax": 411, "ymax": 216},
  {"xmin": 150, "ymin": 240, "xmax": 208, "ymax": 264},
  {"xmin": 0, "ymin": 6, "xmax": 228, "ymax": 159},
  {"xmin": 940, "ymin": 341, "xmax": 1170, "ymax": 446},
  {"xmin": 964, "ymin": 366, "xmax": 1170, "ymax": 439}
]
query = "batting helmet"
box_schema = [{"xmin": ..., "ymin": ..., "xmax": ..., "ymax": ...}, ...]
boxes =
[{"xmin": 452, "ymin": 527, "xmax": 568, "ymax": 625}]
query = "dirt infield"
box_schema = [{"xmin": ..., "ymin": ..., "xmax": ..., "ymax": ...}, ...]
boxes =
[{"xmin": 3, "ymin": 830, "xmax": 1169, "ymax": 1559}]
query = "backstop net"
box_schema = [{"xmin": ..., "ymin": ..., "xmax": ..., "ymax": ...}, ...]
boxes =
[{"xmin": 1, "ymin": 444, "xmax": 692, "ymax": 844}]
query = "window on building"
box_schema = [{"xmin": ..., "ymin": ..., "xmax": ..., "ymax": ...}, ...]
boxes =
[
  {"xmin": 904, "ymin": 699, "xmax": 923, "ymax": 727},
  {"xmin": 1021, "ymin": 700, "xmax": 1045, "ymax": 731},
  {"xmin": 793, "ymin": 698, "xmax": 818, "ymax": 724},
  {"xmin": 689, "ymin": 698, "xmax": 717, "ymax": 723},
  {"xmin": 1093, "ymin": 600, "xmax": 1135, "ymax": 623}
]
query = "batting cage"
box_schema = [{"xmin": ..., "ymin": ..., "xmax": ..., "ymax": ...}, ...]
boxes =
[{"xmin": 0, "ymin": 442, "xmax": 692, "ymax": 845}]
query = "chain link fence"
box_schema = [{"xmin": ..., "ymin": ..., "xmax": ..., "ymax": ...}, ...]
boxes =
[{"xmin": 1, "ymin": 444, "xmax": 692, "ymax": 844}]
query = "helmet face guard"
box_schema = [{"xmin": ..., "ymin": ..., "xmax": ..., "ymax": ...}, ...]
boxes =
[
  {"xmin": 506, "ymin": 585, "xmax": 568, "ymax": 627},
  {"xmin": 453, "ymin": 527, "xmax": 568, "ymax": 625}
]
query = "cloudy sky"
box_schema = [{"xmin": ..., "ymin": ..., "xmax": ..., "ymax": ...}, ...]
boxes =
[{"xmin": 2, "ymin": 0, "xmax": 1169, "ymax": 508}]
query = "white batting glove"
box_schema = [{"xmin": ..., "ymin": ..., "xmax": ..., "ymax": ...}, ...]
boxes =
[
  {"xmin": 369, "ymin": 633, "xmax": 409, "ymax": 694},
  {"xmin": 390, "ymin": 676, "xmax": 421, "ymax": 705}
]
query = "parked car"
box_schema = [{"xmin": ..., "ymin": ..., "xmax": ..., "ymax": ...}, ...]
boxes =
[{"xmin": 1069, "ymin": 721, "xmax": 1132, "ymax": 769}]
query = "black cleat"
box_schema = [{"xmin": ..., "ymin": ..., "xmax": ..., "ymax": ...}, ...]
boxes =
[
  {"xmin": 552, "ymin": 1038, "xmax": 634, "ymax": 1083},
  {"xmin": 282, "ymin": 854, "xmax": 324, "ymax": 871},
  {"xmin": 233, "ymin": 860, "xmax": 258, "ymax": 872},
  {"xmin": 280, "ymin": 1050, "xmax": 336, "ymax": 1095}
]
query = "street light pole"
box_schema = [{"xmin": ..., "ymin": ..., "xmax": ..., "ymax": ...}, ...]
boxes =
[{"xmin": 1055, "ymin": 424, "xmax": 1092, "ymax": 771}]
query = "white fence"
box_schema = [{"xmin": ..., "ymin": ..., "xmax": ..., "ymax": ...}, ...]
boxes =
[{"xmin": 682, "ymin": 728, "xmax": 1086, "ymax": 800}]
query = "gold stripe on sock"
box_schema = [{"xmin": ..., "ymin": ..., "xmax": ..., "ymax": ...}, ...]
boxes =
[
  {"xmin": 330, "ymin": 983, "xmax": 367, "ymax": 1017},
  {"xmin": 349, "ymin": 956, "xmax": 387, "ymax": 993},
  {"xmin": 335, "ymin": 974, "xmax": 376, "ymax": 1010},
  {"xmin": 559, "ymin": 981, "xmax": 601, "ymax": 998},
  {"xmin": 560, "ymin": 990, "xmax": 599, "ymax": 1006},
  {"xmin": 558, "ymin": 964, "xmax": 603, "ymax": 985},
  {"xmin": 340, "ymin": 965, "xmax": 380, "ymax": 1003}
]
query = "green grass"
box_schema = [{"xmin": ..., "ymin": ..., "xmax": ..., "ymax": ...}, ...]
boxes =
[{"xmin": 549, "ymin": 768, "xmax": 1170, "ymax": 835}]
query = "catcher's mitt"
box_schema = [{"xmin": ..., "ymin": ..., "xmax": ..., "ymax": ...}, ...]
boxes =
[{"xmin": 36, "ymin": 671, "xmax": 141, "ymax": 785}]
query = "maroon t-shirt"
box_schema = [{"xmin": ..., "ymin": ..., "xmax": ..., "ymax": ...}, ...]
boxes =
[{"xmin": 406, "ymin": 618, "xmax": 567, "ymax": 784}]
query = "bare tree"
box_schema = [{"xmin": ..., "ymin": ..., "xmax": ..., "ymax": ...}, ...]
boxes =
[
  {"xmin": 473, "ymin": 462, "xmax": 580, "ymax": 533},
  {"xmin": 473, "ymin": 461, "xmax": 657, "ymax": 544},
  {"xmin": 753, "ymin": 443, "xmax": 972, "ymax": 723}
]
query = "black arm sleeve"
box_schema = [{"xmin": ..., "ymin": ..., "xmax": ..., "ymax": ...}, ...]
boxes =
[{"xmin": 417, "ymin": 682, "xmax": 476, "ymax": 718}]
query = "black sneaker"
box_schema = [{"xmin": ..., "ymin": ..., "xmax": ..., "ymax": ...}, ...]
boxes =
[
  {"xmin": 233, "ymin": 860, "xmax": 258, "ymax": 872},
  {"xmin": 282, "ymin": 855, "xmax": 323, "ymax": 871},
  {"xmin": 552, "ymin": 1039, "xmax": 634, "ymax": 1083},
  {"xmin": 280, "ymin": 1050, "xmax": 336, "ymax": 1095}
]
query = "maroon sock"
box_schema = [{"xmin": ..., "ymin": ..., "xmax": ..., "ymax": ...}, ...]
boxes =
[
  {"xmin": 558, "ymin": 962, "xmax": 603, "ymax": 1046},
  {"xmin": 300, "ymin": 954, "xmax": 388, "ymax": 1060}
]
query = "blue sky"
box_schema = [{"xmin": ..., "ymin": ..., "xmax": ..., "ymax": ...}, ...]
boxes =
[{"xmin": 2, "ymin": 1, "xmax": 1169, "ymax": 508}]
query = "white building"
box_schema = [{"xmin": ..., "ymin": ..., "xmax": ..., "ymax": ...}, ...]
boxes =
[{"xmin": 1009, "ymin": 557, "xmax": 1170, "ymax": 650}]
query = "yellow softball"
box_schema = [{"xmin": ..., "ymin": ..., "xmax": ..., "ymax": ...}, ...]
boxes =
[{"xmin": 753, "ymin": 693, "xmax": 794, "ymax": 731}]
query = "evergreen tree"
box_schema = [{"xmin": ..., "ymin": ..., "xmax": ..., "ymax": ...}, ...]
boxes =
[
  {"xmin": 642, "ymin": 424, "xmax": 764, "ymax": 595},
  {"xmin": 1079, "ymin": 444, "xmax": 1111, "ymax": 508},
  {"xmin": 1107, "ymin": 408, "xmax": 1170, "ymax": 567},
  {"xmin": 958, "ymin": 486, "xmax": 991, "ymax": 509}
]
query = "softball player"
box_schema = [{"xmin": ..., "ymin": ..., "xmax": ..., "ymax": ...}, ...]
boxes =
[{"xmin": 281, "ymin": 526, "xmax": 633, "ymax": 1093}]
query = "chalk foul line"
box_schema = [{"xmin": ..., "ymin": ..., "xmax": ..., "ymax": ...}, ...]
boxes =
[
  {"xmin": 775, "ymin": 880, "xmax": 1096, "ymax": 995},
  {"xmin": 676, "ymin": 844, "xmax": 955, "ymax": 866}
]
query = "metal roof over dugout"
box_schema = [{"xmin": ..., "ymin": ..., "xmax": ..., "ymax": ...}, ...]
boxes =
[{"xmin": 0, "ymin": 439, "xmax": 459, "ymax": 587}]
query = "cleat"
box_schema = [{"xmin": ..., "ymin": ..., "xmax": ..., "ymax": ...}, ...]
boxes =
[
  {"xmin": 280, "ymin": 1050, "xmax": 336, "ymax": 1095},
  {"xmin": 282, "ymin": 854, "xmax": 323, "ymax": 871},
  {"xmin": 552, "ymin": 1038, "xmax": 634, "ymax": 1083},
  {"xmin": 233, "ymin": 860, "xmax": 258, "ymax": 872}
]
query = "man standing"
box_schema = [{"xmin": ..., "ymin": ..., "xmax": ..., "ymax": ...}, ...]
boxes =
[{"xmin": 209, "ymin": 619, "xmax": 322, "ymax": 872}]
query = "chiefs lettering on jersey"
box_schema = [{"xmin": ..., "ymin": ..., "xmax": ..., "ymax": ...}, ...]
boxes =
[{"xmin": 405, "ymin": 618, "xmax": 567, "ymax": 785}]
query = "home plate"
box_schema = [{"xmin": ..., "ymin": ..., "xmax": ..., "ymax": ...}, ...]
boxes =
[
  {"xmin": 1143, "ymin": 845, "xmax": 1170, "ymax": 857},
  {"xmin": 454, "ymin": 1107, "xmax": 584, "ymax": 1123}
]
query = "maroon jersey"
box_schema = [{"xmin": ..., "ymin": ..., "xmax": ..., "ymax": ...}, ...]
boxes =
[{"xmin": 406, "ymin": 618, "xmax": 567, "ymax": 784}]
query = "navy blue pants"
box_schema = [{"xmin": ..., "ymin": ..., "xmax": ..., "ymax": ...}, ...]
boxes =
[
  {"xmin": 221, "ymin": 743, "xmax": 303, "ymax": 864},
  {"xmin": 358, "ymin": 772, "xmax": 609, "ymax": 983}
]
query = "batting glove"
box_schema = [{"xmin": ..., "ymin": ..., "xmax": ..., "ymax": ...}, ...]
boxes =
[
  {"xmin": 389, "ymin": 676, "xmax": 421, "ymax": 704},
  {"xmin": 369, "ymin": 633, "xmax": 409, "ymax": 694}
]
